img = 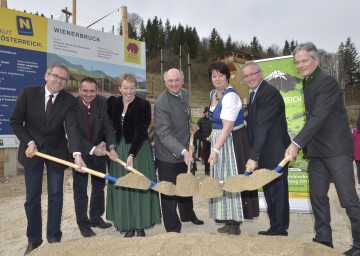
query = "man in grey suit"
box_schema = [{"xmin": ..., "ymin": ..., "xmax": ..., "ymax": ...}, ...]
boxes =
[
  {"xmin": 10, "ymin": 64, "xmax": 86, "ymax": 255},
  {"xmin": 286, "ymin": 42, "xmax": 360, "ymax": 256},
  {"xmin": 73, "ymin": 77, "xmax": 118, "ymax": 238},
  {"xmin": 154, "ymin": 68, "xmax": 204, "ymax": 233}
]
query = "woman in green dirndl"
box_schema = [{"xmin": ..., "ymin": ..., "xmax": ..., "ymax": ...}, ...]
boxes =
[{"xmin": 106, "ymin": 73, "xmax": 161, "ymax": 237}]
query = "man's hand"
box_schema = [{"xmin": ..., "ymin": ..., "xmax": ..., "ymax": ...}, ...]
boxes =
[
  {"xmin": 93, "ymin": 146, "xmax": 106, "ymax": 156},
  {"xmin": 74, "ymin": 154, "xmax": 86, "ymax": 173},
  {"xmin": 108, "ymin": 149, "xmax": 118, "ymax": 161},
  {"xmin": 183, "ymin": 150, "xmax": 193, "ymax": 166},
  {"xmin": 190, "ymin": 123, "xmax": 199, "ymax": 133},
  {"xmin": 245, "ymin": 159, "xmax": 257, "ymax": 173},
  {"xmin": 285, "ymin": 143, "xmax": 299, "ymax": 161},
  {"xmin": 25, "ymin": 142, "xmax": 37, "ymax": 158},
  {"xmin": 97, "ymin": 141, "xmax": 106, "ymax": 148}
]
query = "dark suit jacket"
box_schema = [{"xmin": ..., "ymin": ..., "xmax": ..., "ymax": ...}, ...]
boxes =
[
  {"xmin": 294, "ymin": 68, "xmax": 353, "ymax": 157},
  {"xmin": 107, "ymin": 95, "xmax": 151, "ymax": 157},
  {"xmin": 76, "ymin": 95, "xmax": 116, "ymax": 165},
  {"xmin": 10, "ymin": 85, "xmax": 81, "ymax": 171},
  {"xmin": 248, "ymin": 80, "xmax": 291, "ymax": 168}
]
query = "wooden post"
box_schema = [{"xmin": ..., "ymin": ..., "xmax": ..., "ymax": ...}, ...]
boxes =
[
  {"xmin": 121, "ymin": 6, "xmax": 128, "ymax": 37},
  {"xmin": 0, "ymin": 0, "xmax": 7, "ymax": 8},
  {"xmin": 72, "ymin": 0, "xmax": 76, "ymax": 24},
  {"xmin": 0, "ymin": 149, "xmax": 7, "ymax": 177}
]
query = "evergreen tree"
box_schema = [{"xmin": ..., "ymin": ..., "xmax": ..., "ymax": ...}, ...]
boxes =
[
  {"xmin": 290, "ymin": 40, "xmax": 297, "ymax": 53},
  {"xmin": 265, "ymin": 46, "xmax": 277, "ymax": 58},
  {"xmin": 208, "ymin": 28, "xmax": 224, "ymax": 60},
  {"xmin": 338, "ymin": 37, "xmax": 360, "ymax": 90},
  {"xmin": 283, "ymin": 40, "xmax": 291, "ymax": 55},
  {"xmin": 250, "ymin": 36, "xmax": 263, "ymax": 56},
  {"xmin": 225, "ymin": 35, "xmax": 234, "ymax": 52}
]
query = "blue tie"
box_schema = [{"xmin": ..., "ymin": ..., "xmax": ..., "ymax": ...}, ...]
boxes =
[{"xmin": 247, "ymin": 92, "xmax": 254, "ymax": 145}]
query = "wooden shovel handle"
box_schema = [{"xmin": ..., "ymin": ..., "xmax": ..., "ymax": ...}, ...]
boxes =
[
  {"xmin": 105, "ymin": 150, "xmax": 144, "ymax": 176},
  {"xmin": 274, "ymin": 156, "xmax": 291, "ymax": 173},
  {"xmin": 34, "ymin": 151, "xmax": 116, "ymax": 182},
  {"xmin": 189, "ymin": 130, "xmax": 194, "ymax": 157},
  {"xmin": 187, "ymin": 130, "xmax": 195, "ymax": 173},
  {"xmin": 278, "ymin": 156, "xmax": 291, "ymax": 167}
]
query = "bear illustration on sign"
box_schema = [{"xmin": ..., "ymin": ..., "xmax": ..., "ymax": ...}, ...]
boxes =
[{"xmin": 127, "ymin": 43, "xmax": 139, "ymax": 54}]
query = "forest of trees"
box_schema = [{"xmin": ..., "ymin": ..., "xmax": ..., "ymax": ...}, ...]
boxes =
[{"xmin": 121, "ymin": 13, "xmax": 360, "ymax": 91}]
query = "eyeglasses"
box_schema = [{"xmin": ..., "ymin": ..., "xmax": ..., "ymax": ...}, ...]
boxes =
[
  {"xmin": 242, "ymin": 71, "xmax": 261, "ymax": 80},
  {"xmin": 49, "ymin": 73, "xmax": 68, "ymax": 82}
]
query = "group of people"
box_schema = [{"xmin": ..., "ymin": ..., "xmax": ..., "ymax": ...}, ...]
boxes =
[
  {"xmin": 9, "ymin": 41, "xmax": 360, "ymax": 256},
  {"xmin": 10, "ymin": 65, "xmax": 163, "ymax": 255},
  {"xmin": 210, "ymin": 42, "xmax": 360, "ymax": 256}
]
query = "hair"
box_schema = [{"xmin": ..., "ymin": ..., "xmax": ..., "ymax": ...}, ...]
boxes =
[
  {"xmin": 119, "ymin": 73, "xmax": 137, "ymax": 87},
  {"xmin": 292, "ymin": 42, "xmax": 319, "ymax": 59},
  {"xmin": 46, "ymin": 64, "xmax": 69, "ymax": 78},
  {"xmin": 80, "ymin": 77, "xmax": 98, "ymax": 88},
  {"xmin": 242, "ymin": 61, "xmax": 262, "ymax": 72},
  {"xmin": 163, "ymin": 68, "xmax": 184, "ymax": 81},
  {"xmin": 208, "ymin": 61, "xmax": 230, "ymax": 81}
]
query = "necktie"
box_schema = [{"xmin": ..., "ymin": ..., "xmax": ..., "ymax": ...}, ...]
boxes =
[
  {"xmin": 247, "ymin": 92, "xmax": 255, "ymax": 145},
  {"xmin": 45, "ymin": 94, "xmax": 54, "ymax": 125}
]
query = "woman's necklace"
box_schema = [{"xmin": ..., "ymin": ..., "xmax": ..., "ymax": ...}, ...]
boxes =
[{"xmin": 215, "ymin": 90, "xmax": 223, "ymax": 101}]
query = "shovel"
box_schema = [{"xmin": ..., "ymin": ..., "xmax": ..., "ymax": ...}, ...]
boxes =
[
  {"xmin": 105, "ymin": 150, "xmax": 175, "ymax": 196},
  {"xmin": 223, "ymin": 157, "xmax": 290, "ymax": 192},
  {"xmin": 198, "ymin": 160, "xmax": 223, "ymax": 199},
  {"xmin": 33, "ymin": 151, "xmax": 119, "ymax": 183},
  {"xmin": 243, "ymin": 157, "xmax": 290, "ymax": 191},
  {"xmin": 175, "ymin": 130, "xmax": 200, "ymax": 197}
]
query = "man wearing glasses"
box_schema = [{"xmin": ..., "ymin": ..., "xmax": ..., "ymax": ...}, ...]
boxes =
[
  {"xmin": 242, "ymin": 61, "xmax": 290, "ymax": 237},
  {"xmin": 10, "ymin": 63, "xmax": 86, "ymax": 255}
]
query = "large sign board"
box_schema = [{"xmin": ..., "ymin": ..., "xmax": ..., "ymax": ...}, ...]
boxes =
[
  {"xmin": 0, "ymin": 7, "xmax": 146, "ymax": 148},
  {"xmin": 256, "ymin": 56, "xmax": 311, "ymax": 213}
]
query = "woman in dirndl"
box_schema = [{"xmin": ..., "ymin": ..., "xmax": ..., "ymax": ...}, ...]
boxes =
[
  {"xmin": 207, "ymin": 61, "xmax": 258, "ymax": 235},
  {"xmin": 106, "ymin": 73, "xmax": 161, "ymax": 237}
]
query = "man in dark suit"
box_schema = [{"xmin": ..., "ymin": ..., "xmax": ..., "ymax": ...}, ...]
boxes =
[
  {"xmin": 10, "ymin": 64, "xmax": 86, "ymax": 255},
  {"xmin": 73, "ymin": 77, "xmax": 118, "ymax": 238},
  {"xmin": 154, "ymin": 68, "xmax": 204, "ymax": 233},
  {"xmin": 286, "ymin": 42, "xmax": 360, "ymax": 255},
  {"xmin": 242, "ymin": 61, "xmax": 291, "ymax": 236}
]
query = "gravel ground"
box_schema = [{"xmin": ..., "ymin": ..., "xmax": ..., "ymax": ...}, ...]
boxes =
[{"xmin": 1, "ymin": 162, "xmax": 357, "ymax": 255}]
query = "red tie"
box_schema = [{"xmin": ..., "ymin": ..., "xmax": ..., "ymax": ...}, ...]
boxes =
[{"xmin": 45, "ymin": 94, "xmax": 54, "ymax": 125}]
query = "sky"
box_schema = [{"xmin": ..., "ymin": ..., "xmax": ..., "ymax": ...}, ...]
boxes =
[{"xmin": 5, "ymin": 0, "xmax": 360, "ymax": 54}]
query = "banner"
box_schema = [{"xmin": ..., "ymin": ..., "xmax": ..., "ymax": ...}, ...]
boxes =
[{"xmin": 256, "ymin": 56, "xmax": 311, "ymax": 213}]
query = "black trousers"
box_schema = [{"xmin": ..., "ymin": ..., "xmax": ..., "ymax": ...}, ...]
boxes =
[
  {"xmin": 309, "ymin": 154, "xmax": 360, "ymax": 248},
  {"xmin": 202, "ymin": 140, "xmax": 211, "ymax": 173},
  {"xmin": 73, "ymin": 156, "xmax": 106, "ymax": 230},
  {"xmin": 156, "ymin": 159, "xmax": 197, "ymax": 233},
  {"xmin": 262, "ymin": 165, "xmax": 289, "ymax": 233}
]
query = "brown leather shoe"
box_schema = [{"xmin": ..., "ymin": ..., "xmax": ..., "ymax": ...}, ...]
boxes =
[{"xmin": 24, "ymin": 240, "xmax": 43, "ymax": 255}]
